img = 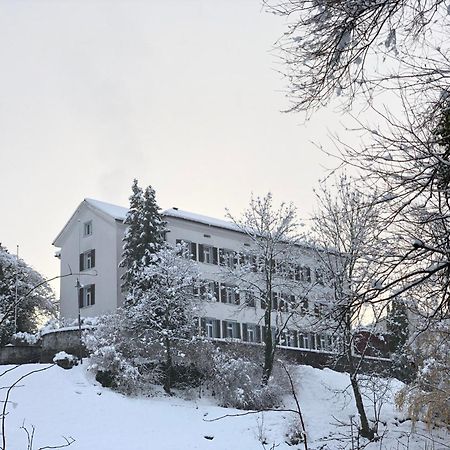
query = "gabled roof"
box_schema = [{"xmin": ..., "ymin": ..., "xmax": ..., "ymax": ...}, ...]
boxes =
[
  {"xmin": 84, "ymin": 198, "xmax": 128, "ymax": 221},
  {"xmin": 52, "ymin": 198, "xmax": 128, "ymax": 246},
  {"xmin": 52, "ymin": 199, "xmax": 238, "ymax": 247}
]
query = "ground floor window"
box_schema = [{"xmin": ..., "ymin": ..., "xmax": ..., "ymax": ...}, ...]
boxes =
[{"xmin": 78, "ymin": 284, "xmax": 95, "ymax": 308}]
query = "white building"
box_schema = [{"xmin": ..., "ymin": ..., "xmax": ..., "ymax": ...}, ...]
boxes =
[{"xmin": 53, "ymin": 198, "xmax": 337, "ymax": 352}]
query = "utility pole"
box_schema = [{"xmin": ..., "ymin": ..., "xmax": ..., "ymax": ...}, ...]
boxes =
[{"xmin": 14, "ymin": 244, "xmax": 19, "ymax": 334}]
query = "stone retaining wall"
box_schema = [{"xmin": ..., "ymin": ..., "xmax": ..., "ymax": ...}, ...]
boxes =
[{"xmin": 0, "ymin": 328, "xmax": 393, "ymax": 378}]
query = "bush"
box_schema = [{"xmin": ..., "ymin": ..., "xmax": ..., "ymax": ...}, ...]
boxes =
[{"xmin": 209, "ymin": 351, "xmax": 283, "ymax": 410}]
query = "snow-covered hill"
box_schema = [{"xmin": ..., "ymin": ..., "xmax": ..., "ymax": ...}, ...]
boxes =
[{"xmin": 0, "ymin": 363, "xmax": 447, "ymax": 450}]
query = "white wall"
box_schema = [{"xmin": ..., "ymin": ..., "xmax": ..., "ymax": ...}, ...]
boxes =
[{"xmin": 57, "ymin": 203, "xmax": 121, "ymax": 319}]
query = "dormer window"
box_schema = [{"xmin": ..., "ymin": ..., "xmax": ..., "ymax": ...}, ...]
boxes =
[{"xmin": 83, "ymin": 221, "xmax": 92, "ymax": 236}]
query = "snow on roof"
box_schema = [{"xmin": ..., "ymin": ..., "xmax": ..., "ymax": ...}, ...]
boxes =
[
  {"xmin": 85, "ymin": 198, "xmax": 128, "ymax": 221},
  {"xmin": 163, "ymin": 208, "xmax": 240, "ymax": 232},
  {"xmin": 84, "ymin": 199, "xmax": 239, "ymax": 232}
]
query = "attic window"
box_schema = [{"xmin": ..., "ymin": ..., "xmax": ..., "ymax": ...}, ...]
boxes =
[
  {"xmin": 244, "ymin": 243, "xmax": 251, "ymax": 247},
  {"xmin": 203, "ymin": 234, "xmax": 211, "ymax": 238},
  {"xmin": 83, "ymin": 221, "xmax": 92, "ymax": 236}
]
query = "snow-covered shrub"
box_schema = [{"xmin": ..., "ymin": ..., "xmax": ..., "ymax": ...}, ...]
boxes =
[
  {"xmin": 53, "ymin": 351, "xmax": 78, "ymax": 369},
  {"xmin": 209, "ymin": 351, "xmax": 283, "ymax": 410},
  {"xmin": 10, "ymin": 331, "xmax": 39, "ymax": 346},
  {"xmin": 83, "ymin": 311, "xmax": 156, "ymax": 394},
  {"xmin": 396, "ymin": 324, "xmax": 450, "ymax": 428}
]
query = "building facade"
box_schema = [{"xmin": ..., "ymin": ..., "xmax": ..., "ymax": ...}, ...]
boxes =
[{"xmin": 53, "ymin": 198, "xmax": 337, "ymax": 353}]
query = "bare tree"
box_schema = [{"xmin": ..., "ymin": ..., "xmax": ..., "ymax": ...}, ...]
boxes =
[
  {"xmin": 226, "ymin": 193, "xmax": 306, "ymax": 385},
  {"xmin": 265, "ymin": 0, "xmax": 449, "ymax": 113},
  {"xmin": 311, "ymin": 174, "xmax": 389, "ymax": 440}
]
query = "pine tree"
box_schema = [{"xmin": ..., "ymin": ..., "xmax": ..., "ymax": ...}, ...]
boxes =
[
  {"xmin": 128, "ymin": 243, "xmax": 200, "ymax": 394},
  {"xmin": 386, "ymin": 297, "xmax": 409, "ymax": 355},
  {"xmin": 120, "ymin": 180, "xmax": 166, "ymax": 295}
]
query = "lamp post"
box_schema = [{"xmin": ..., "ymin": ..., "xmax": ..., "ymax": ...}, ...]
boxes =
[{"xmin": 76, "ymin": 278, "xmax": 83, "ymax": 364}]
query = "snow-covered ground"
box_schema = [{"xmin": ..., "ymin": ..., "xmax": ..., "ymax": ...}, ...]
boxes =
[{"xmin": 0, "ymin": 363, "xmax": 447, "ymax": 450}]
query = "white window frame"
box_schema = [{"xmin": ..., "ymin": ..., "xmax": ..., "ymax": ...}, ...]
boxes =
[
  {"xmin": 206, "ymin": 319, "xmax": 214, "ymax": 338},
  {"xmin": 203, "ymin": 245, "xmax": 213, "ymax": 264},
  {"xmin": 247, "ymin": 325, "xmax": 255, "ymax": 343},
  {"xmin": 83, "ymin": 221, "xmax": 92, "ymax": 237}
]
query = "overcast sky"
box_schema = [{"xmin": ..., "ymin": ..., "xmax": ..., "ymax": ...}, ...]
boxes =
[{"xmin": 0, "ymin": 0, "xmax": 352, "ymax": 293}]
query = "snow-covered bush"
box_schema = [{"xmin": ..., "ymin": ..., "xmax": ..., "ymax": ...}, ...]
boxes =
[
  {"xmin": 396, "ymin": 324, "xmax": 450, "ymax": 428},
  {"xmin": 10, "ymin": 331, "xmax": 39, "ymax": 346},
  {"xmin": 209, "ymin": 351, "xmax": 283, "ymax": 410},
  {"xmin": 53, "ymin": 351, "xmax": 78, "ymax": 369},
  {"xmin": 83, "ymin": 311, "xmax": 157, "ymax": 394}
]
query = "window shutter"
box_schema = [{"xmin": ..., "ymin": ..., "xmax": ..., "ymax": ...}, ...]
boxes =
[
  {"xmin": 234, "ymin": 323, "xmax": 241, "ymax": 339},
  {"xmin": 256, "ymin": 326, "xmax": 261, "ymax": 343},
  {"xmin": 198, "ymin": 244, "xmax": 204, "ymax": 262},
  {"xmin": 214, "ymin": 319, "xmax": 221, "ymax": 338},
  {"xmin": 242, "ymin": 323, "xmax": 248, "ymax": 342},
  {"xmin": 271, "ymin": 292, "xmax": 278, "ymax": 310},
  {"xmin": 213, "ymin": 247, "xmax": 218, "ymax": 265},
  {"xmin": 305, "ymin": 267, "xmax": 311, "ymax": 282},
  {"xmin": 190, "ymin": 242, "xmax": 197, "ymax": 261},
  {"xmin": 214, "ymin": 282, "xmax": 220, "ymax": 302},
  {"xmin": 251, "ymin": 256, "xmax": 257, "ymax": 272},
  {"xmin": 290, "ymin": 295, "xmax": 295, "ymax": 309},
  {"xmin": 78, "ymin": 288, "xmax": 84, "ymax": 308},
  {"xmin": 235, "ymin": 289, "xmax": 240, "ymax": 305},
  {"xmin": 91, "ymin": 249, "xmax": 95, "ymax": 268},
  {"xmin": 221, "ymin": 321, "xmax": 227, "ymax": 338},
  {"xmin": 91, "ymin": 285, "xmax": 95, "ymax": 305},
  {"xmin": 292, "ymin": 330, "xmax": 298, "ymax": 348},
  {"xmin": 79, "ymin": 253, "xmax": 84, "ymax": 272},
  {"xmin": 200, "ymin": 318, "xmax": 206, "ymax": 335},
  {"xmin": 220, "ymin": 285, "xmax": 227, "ymax": 303},
  {"xmin": 218, "ymin": 248, "xmax": 223, "ymax": 265},
  {"xmin": 260, "ymin": 297, "xmax": 267, "ymax": 309},
  {"xmin": 261, "ymin": 326, "xmax": 266, "ymax": 342}
]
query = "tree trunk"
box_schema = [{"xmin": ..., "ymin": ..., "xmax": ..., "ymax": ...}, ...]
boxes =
[
  {"xmin": 262, "ymin": 303, "xmax": 274, "ymax": 385},
  {"xmin": 344, "ymin": 310, "xmax": 374, "ymax": 441},
  {"xmin": 163, "ymin": 335, "xmax": 172, "ymax": 395},
  {"xmin": 350, "ymin": 375, "xmax": 374, "ymax": 440}
]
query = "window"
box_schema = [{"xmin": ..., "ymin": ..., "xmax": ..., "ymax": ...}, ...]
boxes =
[
  {"xmin": 315, "ymin": 268, "xmax": 324, "ymax": 285},
  {"xmin": 221, "ymin": 284, "xmax": 240, "ymax": 305},
  {"xmin": 176, "ymin": 239, "xmax": 197, "ymax": 260},
  {"xmin": 314, "ymin": 303, "xmax": 327, "ymax": 318},
  {"xmin": 201, "ymin": 281, "xmax": 219, "ymax": 302},
  {"xmin": 78, "ymin": 284, "xmax": 95, "ymax": 308},
  {"xmin": 271, "ymin": 292, "xmax": 278, "ymax": 310},
  {"xmin": 299, "ymin": 334, "xmax": 309, "ymax": 349},
  {"xmin": 79, "ymin": 249, "xmax": 95, "ymax": 271},
  {"xmin": 280, "ymin": 330, "xmax": 290, "ymax": 347},
  {"xmin": 279, "ymin": 294, "xmax": 290, "ymax": 312},
  {"xmin": 198, "ymin": 244, "xmax": 218, "ymax": 264},
  {"xmin": 222, "ymin": 321, "xmax": 240, "ymax": 339},
  {"xmin": 201, "ymin": 318, "xmax": 221, "ymax": 338},
  {"xmin": 244, "ymin": 290, "xmax": 256, "ymax": 307},
  {"xmin": 302, "ymin": 266, "xmax": 311, "ymax": 282},
  {"xmin": 219, "ymin": 248, "xmax": 236, "ymax": 268},
  {"xmin": 83, "ymin": 221, "xmax": 92, "ymax": 236},
  {"xmin": 300, "ymin": 297, "xmax": 309, "ymax": 315}
]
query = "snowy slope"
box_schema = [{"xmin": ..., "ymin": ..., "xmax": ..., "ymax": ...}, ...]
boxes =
[{"xmin": 0, "ymin": 363, "xmax": 447, "ymax": 450}]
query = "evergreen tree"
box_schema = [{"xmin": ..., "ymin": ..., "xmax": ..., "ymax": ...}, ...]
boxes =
[
  {"xmin": 0, "ymin": 244, "xmax": 55, "ymax": 345},
  {"xmin": 386, "ymin": 297, "xmax": 409, "ymax": 355},
  {"xmin": 120, "ymin": 180, "xmax": 166, "ymax": 295},
  {"xmin": 129, "ymin": 243, "xmax": 200, "ymax": 394}
]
